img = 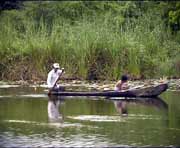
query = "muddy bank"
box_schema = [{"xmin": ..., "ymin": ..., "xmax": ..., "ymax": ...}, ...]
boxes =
[{"xmin": 0, "ymin": 79, "xmax": 179, "ymax": 91}]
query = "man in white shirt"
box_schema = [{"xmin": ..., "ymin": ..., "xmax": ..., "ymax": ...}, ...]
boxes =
[{"xmin": 47, "ymin": 63, "xmax": 64, "ymax": 91}]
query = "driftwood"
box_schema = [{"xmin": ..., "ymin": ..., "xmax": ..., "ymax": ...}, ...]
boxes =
[{"xmin": 50, "ymin": 83, "xmax": 168, "ymax": 98}]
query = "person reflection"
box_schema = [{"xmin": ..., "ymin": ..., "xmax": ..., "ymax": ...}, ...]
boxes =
[
  {"xmin": 48, "ymin": 95, "xmax": 64, "ymax": 123},
  {"xmin": 114, "ymin": 100, "xmax": 128, "ymax": 117}
]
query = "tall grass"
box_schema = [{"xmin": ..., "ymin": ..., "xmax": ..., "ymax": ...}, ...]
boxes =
[{"xmin": 0, "ymin": 7, "xmax": 180, "ymax": 81}]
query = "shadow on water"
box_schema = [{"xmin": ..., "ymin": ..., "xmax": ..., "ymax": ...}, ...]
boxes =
[
  {"xmin": 113, "ymin": 97, "xmax": 168, "ymax": 117},
  {"xmin": 51, "ymin": 95, "xmax": 168, "ymax": 123}
]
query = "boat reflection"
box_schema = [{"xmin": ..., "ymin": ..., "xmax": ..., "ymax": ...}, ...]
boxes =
[
  {"xmin": 113, "ymin": 97, "xmax": 168, "ymax": 117},
  {"xmin": 47, "ymin": 95, "xmax": 64, "ymax": 123}
]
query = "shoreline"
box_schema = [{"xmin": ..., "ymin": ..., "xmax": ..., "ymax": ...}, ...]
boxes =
[{"xmin": 0, "ymin": 79, "xmax": 179, "ymax": 91}]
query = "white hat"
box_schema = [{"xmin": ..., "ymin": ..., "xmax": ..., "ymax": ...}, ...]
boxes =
[{"xmin": 53, "ymin": 63, "xmax": 60, "ymax": 69}]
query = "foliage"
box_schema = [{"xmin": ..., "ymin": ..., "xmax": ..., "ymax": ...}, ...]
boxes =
[{"xmin": 0, "ymin": 1, "xmax": 180, "ymax": 81}]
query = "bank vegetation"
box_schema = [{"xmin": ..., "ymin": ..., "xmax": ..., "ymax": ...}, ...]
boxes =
[{"xmin": 0, "ymin": 1, "xmax": 180, "ymax": 81}]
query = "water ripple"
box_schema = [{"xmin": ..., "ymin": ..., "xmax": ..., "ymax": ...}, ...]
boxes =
[
  {"xmin": 0, "ymin": 94, "xmax": 48, "ymax": 99},
  {"xmin": 0, "ymin": 132, "xmax": 118, "ymax": 147},
  {"xmin": 2, "ymin": 119, "xmax": 84, "ymax": 128},
  {"xmin": 67, "ymin": 114, "xmax": 164, "ymax": 122},
  {"xmin": 68, "ymin": 115, "xmax": 127, "ymax": 122},
  {"xmin": 0, "ymin": 85, "xmax": 20, "ymax": 88},
  {"xmin": 19, "ymin": 94, "xmax": 47, "ymax": 98}
]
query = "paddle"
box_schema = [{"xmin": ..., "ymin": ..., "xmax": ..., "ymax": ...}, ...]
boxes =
[{"xmin": 48, "ymin": 68, "xmax": 65, "ymax": 96}]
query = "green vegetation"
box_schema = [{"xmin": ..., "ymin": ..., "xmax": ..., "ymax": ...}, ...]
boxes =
[{"xmin": 0, "ymin": 1, "xmax": 180, "ymax": 81}]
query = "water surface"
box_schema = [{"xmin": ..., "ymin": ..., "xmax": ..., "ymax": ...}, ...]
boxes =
[{"xmin": 0, "ymin": 85, "xmax": 180, "ymax": 147}]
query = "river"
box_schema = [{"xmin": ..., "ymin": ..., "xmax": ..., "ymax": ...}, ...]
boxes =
[{"xmin": 0, "ymin": 84, "xmax": 179, "ymax": 147}]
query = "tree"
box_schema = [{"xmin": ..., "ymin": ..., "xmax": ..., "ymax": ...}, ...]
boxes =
[{"xmin": 0, "ymin": 0, "xmax": 22, "ymax": 11}]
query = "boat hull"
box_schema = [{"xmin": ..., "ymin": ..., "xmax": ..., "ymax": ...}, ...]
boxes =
[{"xmin": 50, "ymin": 83, "xmax": 168, "ymax": 98}]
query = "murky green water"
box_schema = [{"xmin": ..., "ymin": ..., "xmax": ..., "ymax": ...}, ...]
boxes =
[{"xmin": 0, "ymin": 85, "xmax": 180, "ymax": 147}]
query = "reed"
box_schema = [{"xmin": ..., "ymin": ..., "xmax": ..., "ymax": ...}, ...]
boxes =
[{"xmin": 0, "ymin": 6, "xmax": 179, "ymax": 81}]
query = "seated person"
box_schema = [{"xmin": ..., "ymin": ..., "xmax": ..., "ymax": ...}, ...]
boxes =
[{"xmin": 114, "ymin": 75, "xmax": 129, "ymax": 91}]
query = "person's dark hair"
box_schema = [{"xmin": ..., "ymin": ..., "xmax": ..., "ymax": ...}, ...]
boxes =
[{"xmin": 121, "ymin": 75, "xmax": 128, "ymax": 82}]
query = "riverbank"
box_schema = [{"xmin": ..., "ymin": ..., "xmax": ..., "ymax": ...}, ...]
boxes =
[{"xmin": 0, "ymin": 79, "xmax": 179, "ymax": 91}]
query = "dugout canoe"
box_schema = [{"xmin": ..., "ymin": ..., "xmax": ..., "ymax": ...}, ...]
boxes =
[{"xmin": 50, "ymin": 83, "xmax": 168, "ymax": 98}]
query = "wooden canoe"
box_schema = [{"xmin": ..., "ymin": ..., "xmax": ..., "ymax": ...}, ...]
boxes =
[{"xmin": 50, "ymin": 83, "xmax": 168, "ymax": 98}]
